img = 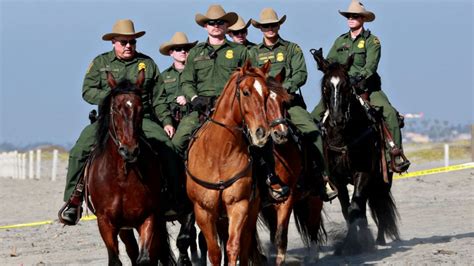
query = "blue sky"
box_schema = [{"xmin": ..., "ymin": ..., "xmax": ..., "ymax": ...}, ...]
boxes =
[{"xmin": 0, "ymin": 0, "xmax": 472, "ymax": 145}]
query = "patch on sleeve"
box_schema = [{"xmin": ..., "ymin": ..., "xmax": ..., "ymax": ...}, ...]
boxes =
[
  {"xmin": 294, "ymin": 44, "xmax": 302, "ymax": 53},
  {"xmin": 373, "ymin": 38, "xmax": 380, "ymax": 45},
  {"xmin": 138, "ymin": 62, "xmax": 146, "ymax": 71},
  {"xmin": 86, "ymin": 61, "xmax": 94, "ymax": 74}
]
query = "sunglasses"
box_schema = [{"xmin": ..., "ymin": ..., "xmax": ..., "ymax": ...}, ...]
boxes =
[
  {"xmin": 261, "ymin": 23, "xmax": 279, "ymax": 29},
  {"xmin": 230, "ymin": 29, "xmax": 248, "ymax": 35},
  {"xmin": 207, "ymin": 20, "xmax": 226, "ymax": 26},
  {"xmin": 117, "ymin": 39, "xmax": 137, "ymax": 46},
  {"xmin": 347, "ymin": 14, "xmax": 362, "ymax": 19},
  {"xmin": 172, "ymin": 47, "xmax": 190, "ymax": 52}
]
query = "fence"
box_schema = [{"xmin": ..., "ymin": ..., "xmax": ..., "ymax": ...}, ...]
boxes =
[{"xmin": 0, "ymin": 149, "xmax": 63, "ymax": 180}]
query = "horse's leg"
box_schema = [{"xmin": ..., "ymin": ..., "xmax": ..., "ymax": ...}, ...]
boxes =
[
  {"xmin": 198, "ymin": 231, "xmax": 208, "ymax": 265},
  {"xmin": 137, "ymin": 215, "xmax": 160, "ymax": 265},
  {"xmin": 119, "ymin": 229, "xmax": 139, "ymax": 266},
  {"xmin": 195, "ymin": 204, "xmax": 220, "ymax": 266},
  {"xmin": 349, "ymin": 172, "xmax": 370, "ymax": 223},
  {"xmin": 97, "ymin": 217, "xmax": 122, "ymax": 266},
  {"xmin": 336, "ymin": 183, "xmax": 350, "ymax": 224},
  {"xmin": 239, "ymin": 196, "xmax": 264, "ymax": 266},
  {"xmin": 225, "ymin": 200, "xmax": 249, "ymax": 266},
  {"xmin": 176, "ymin": 211, "xmax": 195, "ymax": 266},
  {"xmin": 274, "ymin": 196, "xmax": 294, "ymax": 266}
]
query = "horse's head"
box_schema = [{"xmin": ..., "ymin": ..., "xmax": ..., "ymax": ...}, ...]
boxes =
[
  {"xmin": 311, "ymin": 48, "xmax": 354, "ymax": 126},
  {"xmin": 227, "ymin": 60, "xmax": 272, "ymax": 147},
  {"xmin": 265, "ymin": 69, "xmax": 292, "ymax": 144},
  {"xmin": 97, "ymin": 70, "xmax": 145, "ymax": 163}
]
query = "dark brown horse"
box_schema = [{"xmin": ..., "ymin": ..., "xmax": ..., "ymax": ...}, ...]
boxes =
[
  {"xmin": 185, "ymin": 61, "xmax": 271, "ymax": 265},
  {"xmin": 311, "ymin": 48, "xmax": 399, "ymax": 255},
  {"xmin": 260, "ymin": 76, "xmax": 326, "ymax": 265},
  {"xmin": 87, "ymin": 70, "xmax": 173, "ymax": 265}
]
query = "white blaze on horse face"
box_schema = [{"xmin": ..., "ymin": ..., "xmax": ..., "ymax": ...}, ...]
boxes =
[
  {"xmin": 330, "ymin": 76, "xmax": 340, "ymax": 108},
  {"xmin": 254, "ymin": 80, "xmax": 263, "ymax": 98},
  {"xmin": 126, "ymin": 100, "xmax": 133, "ymax": 108}
]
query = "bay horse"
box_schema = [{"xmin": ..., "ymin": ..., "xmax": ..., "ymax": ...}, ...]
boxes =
[
  {"xmin": 185, "ymin": 61, "xmax": 271, "ymax": 265},
  {"xmin": 311, "ymin": 48, "xmax": 400, "ymax": 255},
  {"xmin": 259, "ymin": 75, "xmax": 326, "ymax": 265},
  {"xmin": 87, "ymin": 70, "xmax": 174, "ymax": 265}
]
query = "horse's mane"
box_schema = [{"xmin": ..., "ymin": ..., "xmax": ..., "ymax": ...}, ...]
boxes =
[
  {"xmin": 266, "ymin": 76, "xmax": 292, "ymax": 104},
  {"xmin": 96, "ymin": 80, "xmax": 140, "ymax": 154}
]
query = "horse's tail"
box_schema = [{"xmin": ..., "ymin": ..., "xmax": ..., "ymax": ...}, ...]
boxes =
[
  {"xmin": 368, "ymin": 180, "xmax": 400, "ymax": 241},
  {"xmin": 293, "ymin": 195, "xmax": 327, "ymax": 247},
  {"xmin": 158, "ymin": 217, "xmax": 176, "ymax": 265}
]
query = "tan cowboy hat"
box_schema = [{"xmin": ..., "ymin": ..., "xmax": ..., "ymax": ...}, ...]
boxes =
[
  {"xmin": 228, "ymin": 16, "xmax": 251, "ymax": 31},
  {"xmin": 159, "ymin": 32, "xmax": 198, "ymax": 56},
  {"xmin": 251, "ymin": 8, "xmax": 286, "ymax": 28},
  {"xmin": 195, "ymin": 5, "xmax": 238, "ymax": 27},
  {"xmin": 102, "ymin": 19, "xmax": 145, "ymax": 41},
  {"xmin": 339, "ymin": 0, "xmax": 376, "ymax": 22}
]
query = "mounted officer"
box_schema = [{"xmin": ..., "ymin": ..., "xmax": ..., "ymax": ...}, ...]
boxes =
[
  {"xmin": 311, "ymin": 0, "xmax": 410, "ymax": 173},
  {"xmin": 59, "ymin": 19, "xmax": 180, "ymax": 225},
  {"xmin": 158, "ymin": 31, "xmax": 197, "ymax": 216},
  {"xmin": 249, "ymin": 8, "xmax": 337, "ymax": 202},
  {"xmin": 227, "ymin": 15, "xmax": 256, "ymax": 49}
]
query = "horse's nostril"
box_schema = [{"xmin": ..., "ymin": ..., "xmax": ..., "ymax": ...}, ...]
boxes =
[
  {"xmin": 132, "ymin": 147, "xmax": 140, "ymax": 157},
  {"xmin": 256, "ymin": 127, "xmax": 266, "ymax": 138}
]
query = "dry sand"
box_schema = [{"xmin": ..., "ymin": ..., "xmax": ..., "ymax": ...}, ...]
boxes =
[{"xmin": 1, "ymin": 158, "xmax": 473, "ymax": 265}]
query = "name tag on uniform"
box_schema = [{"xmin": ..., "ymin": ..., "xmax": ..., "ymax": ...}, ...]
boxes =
[
  {"xmin": 194, "ymin": 55, "xmax": 211, "ymax": 62},
  {"xmin": 164, "ymin": 78, "xmax": 177, "ymax": 83}
]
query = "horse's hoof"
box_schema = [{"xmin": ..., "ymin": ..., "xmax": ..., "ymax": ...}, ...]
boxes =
[{"xmin": 178, "ymin": 256, "xmax": 192, "ymax": 266}]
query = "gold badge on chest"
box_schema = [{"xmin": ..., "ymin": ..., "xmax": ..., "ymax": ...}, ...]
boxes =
[
  {"xmin": 138, "ymin": 62, "xmax": 146, "ymax": 71},
  {"xmin": 225, "ymin": 50, "xmax": 234, "ymax": 59},
  {"xmin": 357, "ymin": 40, "xmax": 365, "ymax": 49},
  {"xmin": 276, "ymin": 52, "xmax": 284, "ymax": 62}
]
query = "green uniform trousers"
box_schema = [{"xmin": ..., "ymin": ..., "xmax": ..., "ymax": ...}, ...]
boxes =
[
  {"xmin": 287, "ymin": 106, "xmax": 327, "ymax": 175},
  {"xmin": 171, "ymin": 111, "xmax": 201, "ymax": 158},
  {"xmin": 311, "ymin": 90, "xmax": 402, "ymax": 148},
  {"xmin": 63, "ymin": 118, "xmax": 180, "ymax": 202}
]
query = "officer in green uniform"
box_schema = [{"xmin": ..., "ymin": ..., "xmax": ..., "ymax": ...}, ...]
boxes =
[
  {"xmin": 158, "ymin": 32, "xmax": 197, "ymax": 216},
  {"xmin": 311, "ymin": 0, "xmax": 409, "ymax": 171},
  {"xmin": 173, "ymin": 4, "xmax": 248, "ymax": 157},
  {"xmin": 227, "ymin": 15, "xmax": 256, "ymax": 49},
  {"xmin": 60, "ymin": 19, "xmax": 179, "ymax": 224},
  {"xmin": 249, "ymin": 8, "xmax": 336, "ymax": 201}
]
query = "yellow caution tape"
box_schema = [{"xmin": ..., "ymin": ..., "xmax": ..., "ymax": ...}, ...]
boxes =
[
  {"xmin": 1, "ymin": 162, "xmax": 473, "ymax": 230},
  {"xmin": 394, "ymin": 162, "xmax": 473, "ymax": 180},
  {"xmin": 0, "ymin": 215, "xmax": 97, "ymax": 230}
]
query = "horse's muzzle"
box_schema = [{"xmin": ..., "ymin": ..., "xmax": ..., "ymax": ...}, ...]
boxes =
[
  {"xmin": 118, "ymin": 145, "xmax": 140, "ymax": 163},
  {"xmin": 250, "ymin": 126, "xmax": 269, "ymax": 147},
  {"xmin": 271, "ymin": 127, "xmax": 288, "ymax": 145}
]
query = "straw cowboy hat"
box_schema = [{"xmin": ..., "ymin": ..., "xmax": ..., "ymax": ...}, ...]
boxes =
[
  {"xmin": 339, "ymin": 0, "xmax": 376, "ymax": 22},
  {"xmin": 159, "ymin": 32, "xmax": 198, "ymax": 56},
  {"xmin": 228, "ymin": 16, "xmax": 251, "ymax": 31},
  {"xmin": 251, "ymin": 8, "xmax": 286, "ymax": 28},
  {"xmin": 102, "ymin": 19, "xmax": 145, "ymax": 41},
  {"xmin": 195, "ymin": 5, "xmax": 238, "ymax": 27}
]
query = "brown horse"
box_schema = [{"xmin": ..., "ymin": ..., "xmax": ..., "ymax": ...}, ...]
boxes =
[
  {"xmin": 260, "ymin": 76, "xmax": 326, "ymax": 265},
  {"xmin": 185, "ymin": 61, "xmax": 272, "ymax": 265},
  {"xmin": 87, "ymin": 70, "xmax": 174, "ymax": 265}
]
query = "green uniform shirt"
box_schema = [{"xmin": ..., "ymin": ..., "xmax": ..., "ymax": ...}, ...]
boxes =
[
  {"xmin": 243, "ymin": 40, "xmax": 256, "ymax": 50},
  {"xmin": 181, "ymin": 39, "xmax": 248, "ymax": 100},
  {"xmin": 161, "ymin": 65, "xmax": 188, "ymax": 112},
  {"xmin": 327, "ymin": 29, "xmax": 381, "ymax": 82},
  {"xmin": 82, "ymin": 50, "xmax": 172, "ymax": 126},
  {"xmin": 249, "ymin": 36, "xmax": 307, "ymax": 93}
]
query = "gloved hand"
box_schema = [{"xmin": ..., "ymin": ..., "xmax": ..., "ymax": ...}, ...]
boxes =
[
  {"xmin": 350, "ymin": 75, "xmax": 366, "ymax": 92},
  {"xmin": 190, "ymin": 96, "xmax": 210, "ymax": 113}
]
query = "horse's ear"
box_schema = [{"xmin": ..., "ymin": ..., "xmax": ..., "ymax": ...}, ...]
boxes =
[
  {"xmin": 344, "ymin": 54, "xmax": 355, "ymax": 72},
  {"xmin": 260, "ymin": 60, "xmax": 271, "ymax": 76},
  {"xmin": 136, "ymin": 69, "xmax": 145, "ymax": 88},
  {"xmin": 106, "ymin": 71, "xmax": 117, "ymax": 89},
  {"xmin": 274, "ymin": 67, "xmax": 285, "ymax": 84},
  {"xmin": 241, "ymin": 59, "xmax": 252, "ymax": 74},
  {"xmin": 310, "ymin": 48, "xmax": 328, "ymax": 73}
]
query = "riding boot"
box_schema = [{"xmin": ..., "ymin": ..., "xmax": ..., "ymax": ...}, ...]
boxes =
[
  {"xmin": 255, "ymin": 143, "xmax": 290, "ymax": 203},
  {"xmin": 59, "ymin": 181, "xmax": 84, "ymax": 225}
]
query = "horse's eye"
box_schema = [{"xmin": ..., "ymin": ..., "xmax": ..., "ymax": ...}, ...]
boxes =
[{"xmin": 243, "ymin": 90, "xmax": 250, "ymax": 96}]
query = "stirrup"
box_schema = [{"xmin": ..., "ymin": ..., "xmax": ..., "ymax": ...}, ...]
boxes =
[
  {"xmin": 266, "ymin": 178, "xmax": 290, "ymax": 203},
  {"xmin": 58, "ymin": 202, "xmax": 83, "ymax": 225},
  {"xmin": 389, "ymin": 148, "xmax": 411, "ymax": 173}
]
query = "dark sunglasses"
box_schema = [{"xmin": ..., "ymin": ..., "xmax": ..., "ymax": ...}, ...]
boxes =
[
  {"xmin": 347, "ymin": 14, "xmax": 362, "ymax": 19},
  {"xmin": 117, "ymin": 39, "xmax": 137, "ymax": 46},
  {"xmin": 261, "ymin": 23, "xmax": 279, "ymax": 29},
  {"xmin": 231, "ymin": 29, "xmax": 248, "ymax": 35},
  {"xmin": 172, "ymin": 47, "xmax": 190, "ymax": 52},
  {"xmin": 207, "ymin": 20, "xmax": 225, "ymax": 26}
]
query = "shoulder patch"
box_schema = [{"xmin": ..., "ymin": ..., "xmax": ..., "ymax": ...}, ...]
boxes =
[
  {"xmin": 294, "ymin": 44, "xmax": 302, "ymax": 53},
  {"xmin": 373, "ymin": 37, "xmax": 380, "ymax": 45},
  {"xmin": 86, "ymin": 61, "xmax": 94, "ymax": 74}
]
